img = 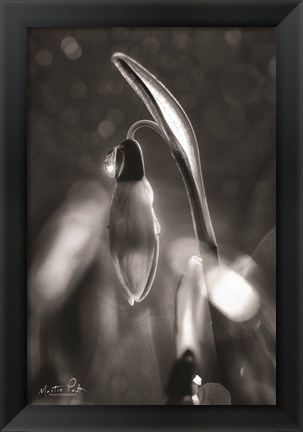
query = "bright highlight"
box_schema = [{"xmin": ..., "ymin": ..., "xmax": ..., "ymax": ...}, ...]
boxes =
[{"xmin": 208, "ymin": 266, "xmax": 260, "ymax": 322}]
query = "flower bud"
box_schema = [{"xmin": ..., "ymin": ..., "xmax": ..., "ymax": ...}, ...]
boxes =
[{"xmin": 105, "ymin": 139, "xmax": 160, "ymax": 305}]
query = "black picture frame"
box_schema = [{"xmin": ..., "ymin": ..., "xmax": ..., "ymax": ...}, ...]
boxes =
[{"xmin": 0, "ymin": 0, "xmax": 302, "ymax": 430}]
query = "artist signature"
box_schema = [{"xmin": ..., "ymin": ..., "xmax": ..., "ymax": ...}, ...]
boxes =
[{"xmin": 37, "ymin": 378, "xmax": 87, "ymax": 397}]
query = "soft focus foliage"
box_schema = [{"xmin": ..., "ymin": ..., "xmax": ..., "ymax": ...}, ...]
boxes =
[{"xmin": 175, "ymin": 256, "xmax": 217, "ymax": 381}]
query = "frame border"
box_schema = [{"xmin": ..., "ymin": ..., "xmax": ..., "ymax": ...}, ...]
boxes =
[{"xmin": 1, "ymin": 0, "xmax": 302, "ymax": 431}]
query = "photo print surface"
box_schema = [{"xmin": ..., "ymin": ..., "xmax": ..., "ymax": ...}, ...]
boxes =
[{"xmin": 27, "ymin": 27, "xmax": 276, "ymax": 405}]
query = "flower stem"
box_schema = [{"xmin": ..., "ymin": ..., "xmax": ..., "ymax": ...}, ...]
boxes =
[{"xmin": 127, "ymin": 120, "xmax": 165, "ymax": 141}]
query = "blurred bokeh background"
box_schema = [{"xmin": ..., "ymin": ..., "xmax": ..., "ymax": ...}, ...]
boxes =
[{"xmin": 27, "ymin": 27, "xmax": 276, "ymax": 405}]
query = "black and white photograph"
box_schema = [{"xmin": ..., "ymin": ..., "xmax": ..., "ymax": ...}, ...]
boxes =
[{"xmin": 27, "ymin": 27, "xmax": 276, "ymax": 406}]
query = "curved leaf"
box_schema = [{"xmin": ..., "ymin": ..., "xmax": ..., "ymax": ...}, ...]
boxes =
[{"xmin": 111, "ymin": 53, "xmax": 218, "ymax": 268}]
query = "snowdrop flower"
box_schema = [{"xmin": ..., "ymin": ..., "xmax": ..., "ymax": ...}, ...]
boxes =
[{"xmin": 105, "ymin": 138, "xmax": 160, "ymax": 305}]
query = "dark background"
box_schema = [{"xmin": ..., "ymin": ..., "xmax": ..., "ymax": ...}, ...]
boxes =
[{"xmin": 27, "ymin": 27, "xmax": 276, "ymax": 405}]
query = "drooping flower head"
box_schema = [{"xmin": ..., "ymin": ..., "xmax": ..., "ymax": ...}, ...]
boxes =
[{"xmin": 105, "ymin": 139, "xmax": 160, "ymax": 305}]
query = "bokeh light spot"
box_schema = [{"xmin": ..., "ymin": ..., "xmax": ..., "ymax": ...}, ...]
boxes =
[
  {"xmin": 97, "ymin": 120, "xmax": 115, "ymax": 139},
  {"xmin": 199, "ymin": 383, "xmax": 231, "ymax": 405},
  {"xmin": 61, "ymin": 36, "xmax": 82, "ymax": 60},
  {"xmin": 172, "ymin": 31, "xmax": 190, "ymax": 50},
  {"xmin": 36, "ymin": 49, "xmax": 53, "ymax": 67},
  {"xmin": 208, "ymin": 266, "xmax": 260, "ymax": 322}
]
